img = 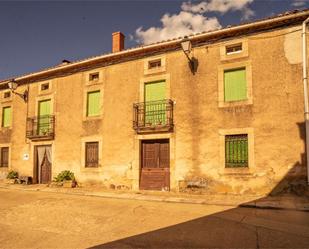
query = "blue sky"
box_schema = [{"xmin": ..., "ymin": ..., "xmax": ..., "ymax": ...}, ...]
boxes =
[{"xmin": 0, "ymin": 0, "xmax": 308, "ymax": 80}]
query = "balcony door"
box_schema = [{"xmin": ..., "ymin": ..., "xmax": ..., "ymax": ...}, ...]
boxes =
[
  {"xmin": 140, "ymin": 139, "xmax": 170, "ymax": 191},
  {"xmin": 38, "ymin": 99, "xmax": 51, "ymax": 136},
  {"xmin": 144, "ymin": 81, "xmax": 166, "ymax": 126}
]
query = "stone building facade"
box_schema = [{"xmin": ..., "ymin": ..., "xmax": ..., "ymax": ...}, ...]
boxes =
[{"xmin": 0, "ymin": 10, "xmax": 308, "ymax": 195}]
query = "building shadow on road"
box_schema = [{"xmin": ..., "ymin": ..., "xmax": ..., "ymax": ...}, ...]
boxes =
[
  {"xmin": 88, "ymin": 123, "xmax": 309, "ymax": 249},
  {"xmin": 87, "ymin": 194, "xmax": 309, "ymax": 248}
]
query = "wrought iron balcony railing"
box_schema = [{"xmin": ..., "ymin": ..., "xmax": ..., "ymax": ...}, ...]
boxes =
[
  {"xmin": 26, "ymin": 115, "xmax": 55, "ymax": 140},
  {"xmin": 133, "ymin": 99, "xmax": 174, "ymax": 134}
]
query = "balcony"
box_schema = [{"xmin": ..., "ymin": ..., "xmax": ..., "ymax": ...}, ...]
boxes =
[
  {"xmin": 26, "ymin": 115, "xmax": 55, "ymax": 140},
  {"xmin": 133, "ymin": 99, "xmax": 174, "ymax": 134}
]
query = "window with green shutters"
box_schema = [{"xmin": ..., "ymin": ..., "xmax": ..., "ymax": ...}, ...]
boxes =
[
  {"xmin": 38, "ymin": 99, "xmax": 51, "ymax": 135},
  {"xmin": 144, "ymin": 81, "xmax": 166, "ymax": 125},
  {"xmin": 225, "ymin": 134, "xmax": 248, "ymax": 168},
  {"xmin": 39, "ymin": 100, "xmax": 51, "ymax": 116},
  {"xmin": 87, "ymin": 91, "xmax": 100, "ymax": 117},
  {"xmin": 224, "ymin": 68, "xmax": 247, "ymax": 102},
  {"xmin": 2, "ymin": 106, "xmax": 11, "ymax": 128}
]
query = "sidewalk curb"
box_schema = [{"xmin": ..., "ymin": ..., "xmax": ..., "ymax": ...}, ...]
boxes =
[
  {"xmin": 1, "ymin": 184, "xmax": 308, "ymax": 212},
  {"xmin": 239, "ymin": 203, "xmax": 285, "ymax": 210},
  {"xmin": 0, "ymin": 185, "xmax": 240, "ymax": 207},
  {"xmin": 239, "ymin": 203, "xmax": 309, "ymax": 212}
]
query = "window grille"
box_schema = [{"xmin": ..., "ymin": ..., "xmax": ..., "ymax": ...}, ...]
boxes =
[{"xmin": 225, "ymin": 134, "xmax": 248, "ymax": 168}]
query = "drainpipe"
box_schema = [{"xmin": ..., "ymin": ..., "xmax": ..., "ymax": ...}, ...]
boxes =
[{"xmin": 302, "ymin": 17, "xmax": 309, "ymax": 185}]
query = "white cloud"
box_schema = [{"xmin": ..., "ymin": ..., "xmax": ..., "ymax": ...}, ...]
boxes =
[
  {"xmin": 181, "ymin": 1, "xmax": 209, "ymax": 14},
  {"xmin": 242, "ymin": 6, "xmax": 255, "ymax": 20},
  {"xmin": 129, "ymin": 34, "xmax": 134, "ymax": 41},
  {"xmin": 181, "ymin": 0, "xmax": 254, "ymax": 14},
  {"xmin": 291, "ymin": 0, "xmax": 307, "ymax": 7},
  {"xmin": 135, "ymin": 0, "xmax": 255, "ymax": 45},
  {"xmin": 135, "ymin": 11, "xmax": 221, "ymax": 44}
]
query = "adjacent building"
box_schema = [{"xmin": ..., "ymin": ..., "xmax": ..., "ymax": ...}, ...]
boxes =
[{"xmin": 0, "ymin": 10, "xmax": 308, "ymax": 195}]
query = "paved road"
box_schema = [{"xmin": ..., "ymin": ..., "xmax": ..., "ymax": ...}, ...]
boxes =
[{"xmin": 0, "ymin": 188, "xmax": 309, "ymax": 249}]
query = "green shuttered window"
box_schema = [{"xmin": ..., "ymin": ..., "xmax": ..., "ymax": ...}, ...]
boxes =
[
  {"xmin": 225, "ymin": 134, "xmax": 248, "ymax": 168},
  {"xmin": 39, "ymin": 100, "xmax": 51, "ymax": 116},
  {"xmin": 144, "ymin": 81, "xmax": 166, "ymax": 125},
  {"xmin": 145, "ymin": 81, "xmax": 166, "ymax": 102},
  {"xmin": 87, "ymin": 91, "xmax": 100, "ymax": 117},
  {"xmin": 38, "ymin": 100, "xmax": 51, "ymax": 135},
  {"xmin": 2, "ymin": 106, "xmax": 11, "ymax": 128},
  {"xmin": 224, "ymin": 68, "xmax": 247, "ymax": 102}
]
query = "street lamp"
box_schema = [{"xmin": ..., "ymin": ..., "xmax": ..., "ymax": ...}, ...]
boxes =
[
  {"xmin": 7, "ymin": 79, "xmax": 28, "ymax": 102},
  {"xmin": 181, "ymin": 37, "xmax": 192, "ymax": 55},
  {"xmin": 180, "ymin": 36, "xmax": 197, "ymax": 74}
]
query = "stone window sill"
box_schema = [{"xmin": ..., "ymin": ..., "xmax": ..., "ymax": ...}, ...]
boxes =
[{"xmin": 219, "ymin": 167, "xmax": 255, "ymax": 177}]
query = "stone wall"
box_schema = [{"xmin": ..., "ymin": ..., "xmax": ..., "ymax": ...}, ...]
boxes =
[{"xmin": 0, "ymin": 25, "xmax": 306, "ymax": 195}]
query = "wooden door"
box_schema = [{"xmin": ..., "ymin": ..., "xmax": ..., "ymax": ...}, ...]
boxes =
[
  {"xmin": 40, "ymin": 153, "xmax": 51, "ymax": 184},
  {"xmin": 140, "ymin": 139, "xmax": 170, "ymax": 191},
  {"xmin": 34, "ymin": 145, "xmax": 52, "ymax": 184}
]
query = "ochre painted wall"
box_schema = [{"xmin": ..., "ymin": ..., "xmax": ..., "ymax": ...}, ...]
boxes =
[{"xmin": 0, "ymin": 25, "xmax": 306, "ymax": 195}]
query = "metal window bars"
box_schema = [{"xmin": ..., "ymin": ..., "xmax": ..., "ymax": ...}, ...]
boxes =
[
  {"xmin": 133, "ymin": 99, "xmax": 174, "ymax": 134},
  {"xmin": 225, "ymin": 134, "xmax": 248, "ymax": 168}
]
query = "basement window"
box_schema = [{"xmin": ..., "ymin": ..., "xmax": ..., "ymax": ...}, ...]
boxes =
[
  {"xmin": 41, "ymin": 83, "xmax": 49, "ymax": 91},
  {"xmin": 148, "ymin": 59, "xmax": 161, "ymax": 69},
  {"xmin": 226, "ymin": 43, "xmax": 242, "ymax": 55},
  {"xmin": 89, "ymin": 72, "xmax": 99, "ymax": 82},
  {"xmin": 3, "ymin": 92, "xmax": 11, "ymax": 99}
]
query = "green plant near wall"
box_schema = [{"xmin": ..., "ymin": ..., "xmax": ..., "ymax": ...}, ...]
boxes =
[
  {"xmin": 54, "ymin": 170, "xmax": 75, "ymax": 182},
  {"xmin": 6, "ymin": 171, "xmax": 18, "ymax": 179}
]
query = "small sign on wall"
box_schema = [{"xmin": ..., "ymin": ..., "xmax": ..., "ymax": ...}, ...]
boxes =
[{"xmin": 23, "ymin": 154, "xmax": 29, "ymax": 161}]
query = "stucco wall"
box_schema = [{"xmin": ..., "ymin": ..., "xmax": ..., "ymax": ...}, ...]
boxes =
[{"xmin": 0, "ymin": 25, "xmax": 307, "ymax": 195}]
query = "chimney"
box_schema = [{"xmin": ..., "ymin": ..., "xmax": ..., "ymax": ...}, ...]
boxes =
[{"xmin": 112, "ymin": 32, "xmax": 125, "ymax": 53}]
